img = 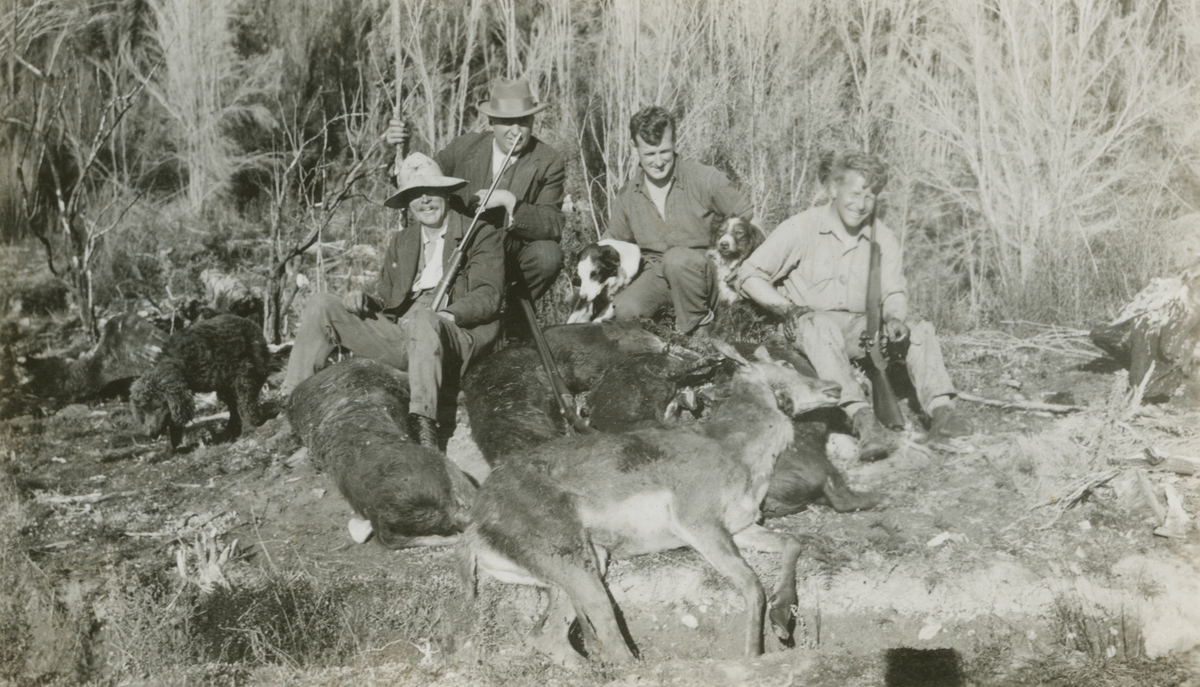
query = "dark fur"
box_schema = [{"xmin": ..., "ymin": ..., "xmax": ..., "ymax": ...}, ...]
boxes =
[
  {"xmin": 568, "ymin": 243, "xmax": 630, "ymax": 323},
  {"xmin": 286, "ymin": 358, "xmax": 474, "ymax": 547},
  {"xmin": 129, "ymin": 314, "xmax": 268, "ymax": 452},
  {"xmin": 575, "ymin": 244, "xmax": 622, "ymax": 284},
  {"xmin": 462, "ymin": 321, "xmax": 671, "ymax": 464}
]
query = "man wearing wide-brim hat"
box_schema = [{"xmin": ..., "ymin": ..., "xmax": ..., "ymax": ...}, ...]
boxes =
[
  {"xmin": 281, "ymin": 153, "xmax": 505, "ymax": 449},
  {"xmin": 387, "ymin": 78, "xmax": 567, "ymax": 330}
]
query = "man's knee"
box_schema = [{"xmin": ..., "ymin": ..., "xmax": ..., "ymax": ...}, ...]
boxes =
[
  {"xmin": 661, "ymin": 246, "xmax": 707, "ymax": 275},
  {"xmin": 302, "ymin": 292, "xmax": 345, "ymax": 318},
  {"xmin": 519, "ymin": 240, "xmax": 563, "ymax": 277},
  {"xmin": 799, "ymin": 311, "xmax": 845, "ymax": 348},
  {"xmin": 908, "ymin": 320, "xmax": 937, "ymax": 345}
]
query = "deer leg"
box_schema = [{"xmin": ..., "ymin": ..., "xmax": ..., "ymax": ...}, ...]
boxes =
[
  {"xmin": 532, "ymin": 551, "xmax": 635, "ymax": 664},
  {"xmin": 527, "ymin": 586, "xmax": 583, "ymax": 667},
  {"xmin": 673, "ymin": 520, "xmax": 767, "ymax": 656},
  {"xmin": 733, "ymin": 524, "xmax": 803, "ymax": 642}
]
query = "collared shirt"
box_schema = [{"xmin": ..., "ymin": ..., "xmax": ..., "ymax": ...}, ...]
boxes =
[
  {"xmin": 491, "ymin": 139, "xmax": 517, "ymax": 181},
  {"xmin": 736, "ymin": 203, "xmax": 908, "ymax": 321},
  {"xmin": 411, "ymin": 222, "xmax": 448, "ymax": 292},
  {"xmin": 602, "ymin": 158, "xmax": 753, "ymax": 254}
]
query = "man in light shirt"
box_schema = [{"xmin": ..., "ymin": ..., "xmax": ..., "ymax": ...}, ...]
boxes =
[
  {"xmin": 281, "ymin": 153, "xmax": 505, "ymax": 449},
  {"xmin": 739, "ymin": 150, "xmax": 972, "ymax": 460}
]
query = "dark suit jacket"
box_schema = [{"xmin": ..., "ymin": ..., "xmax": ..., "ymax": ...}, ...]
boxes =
[
  {"xmin": 371, "ymin": 202, "xmax": 504, "ymax": 351},
  {"xmin": 435, "ymin": 131, "xmax": 566, "ymax": 242}
]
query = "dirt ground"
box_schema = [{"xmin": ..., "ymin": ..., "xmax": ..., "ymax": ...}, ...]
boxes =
[{"xmin": 2, "ymin": 243, "xmax": 1200, "ymax": 686}]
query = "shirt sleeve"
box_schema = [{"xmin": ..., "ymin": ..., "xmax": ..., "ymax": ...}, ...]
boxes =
[
  {"xmin": 877, "ymin": 224, "xmax": 908, "ymax": 322},
  {"xmin": 735, "ymin": 216, "xmax": 804, "ymax": 294},
  {"xmin": 509, "ymin": 150, "xmax": 566, "ymax": 242},
  {"xmin": 601, "ymin": 188, "xmax": 634, "ymax": 242},
  {"xmin": 705, "ymin": 166, "xmax": 754, "ymax": 221}
]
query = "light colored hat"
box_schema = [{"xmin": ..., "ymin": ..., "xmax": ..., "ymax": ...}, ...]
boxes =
[
  {"xmin": 384, "ymin": 152, "xmax": 467, "ymax": 208},
  {"xmin": 477, "ymin": 78, "xmax": 549, "ymax": 118}
]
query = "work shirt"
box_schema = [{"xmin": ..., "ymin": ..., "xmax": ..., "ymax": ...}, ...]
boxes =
[
  {"xmin": 603, "ymin": 159, "xmax": 753, "ymax": 254},
  {"xmin": 411, "ymin": 222, "xmax": 448, "ymax": 293},
  {"xmin": 737, "ymin": 204, "xmax": 908, "ymax": 322}
]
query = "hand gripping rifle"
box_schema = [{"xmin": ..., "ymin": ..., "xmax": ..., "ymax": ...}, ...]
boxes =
[
  {"xmin": 429, "ymin": 135, "xmax": 521, "ymax": 312},
  {"xmin": 863, "ymin": 221, "xmax": 906, "ymax": 429},
  {"xmin": 426, "ymin": 135, "xmax": 593, "ymax": 435}
]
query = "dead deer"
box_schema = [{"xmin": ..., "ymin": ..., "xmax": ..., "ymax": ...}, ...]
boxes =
[{"xmin": 459, "ymin": 341, "xmax": 841, "ymax": 664}]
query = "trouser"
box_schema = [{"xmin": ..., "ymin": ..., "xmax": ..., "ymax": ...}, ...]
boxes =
[
  {"xmin": 791, "ymin": 311, "xmax": 957, "ymax": 418},
  {"xmin": 280, "ymin": 292, "xmax": 474, "ymax": 419},
  {"xmin": 507, "ymin": 238, "xmax": 563, "ymax": 302},
  {"xmin": 611, "ymin": 246, "xmax": 716, "ymax": 333}
]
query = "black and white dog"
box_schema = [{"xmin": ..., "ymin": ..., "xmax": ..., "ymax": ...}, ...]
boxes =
[
  {"xmin": 566, "ymin": 239, "xmax": 641, "ymax": 323},
  {"xmin": 707, "ymin": 217, "xmax": 765, "ymax": 304}
]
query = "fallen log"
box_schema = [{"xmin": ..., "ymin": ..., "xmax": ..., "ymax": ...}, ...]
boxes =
[
  {"xmin": 958, "ymin": 392, "xmax": 1085, "ymax": 414},
  {"xmin": 1108, "ymin": 448, "xmax": 1200, "ymax": 475}
]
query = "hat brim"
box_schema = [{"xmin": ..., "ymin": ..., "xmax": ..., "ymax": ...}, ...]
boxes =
[
  {"xmin": 478, "ymin": 101, "xmax": 549, "ymax": 118},
  {"xmin": 384, "ymin": 177, "xmax": 467, "ymax": 209}
]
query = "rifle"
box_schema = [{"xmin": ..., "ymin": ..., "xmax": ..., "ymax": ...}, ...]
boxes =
[
  {"xmin": 391, "ymin": 0, "xmax": 408, "ymax": 229},
  {"xmin": 863, "ymin": 221, "xmax": 906, "ymax": 429},
  {"xmin": 516, "ymin": 296, "xmax": 595, "ymax": 435},
  {"xmin": 429, "ymin": 135, "xmax": 520, "ymax": 311}
]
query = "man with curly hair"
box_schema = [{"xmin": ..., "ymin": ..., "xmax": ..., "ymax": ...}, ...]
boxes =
[
  {"xmin": 602, "ymin": 106, "xmax": 756, "ymax": 336},
  {"xmin": 739, "ymin": 150, "xmax": 972, "ymax": 461}
]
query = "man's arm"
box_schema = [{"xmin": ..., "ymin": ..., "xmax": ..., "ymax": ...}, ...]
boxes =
[
  {"xmin": 735, "ymin": 216, "xmax": 805, "ymax": 299},
  {"xmin": 705, "ymin": 165, "xmax": 754, "ymax": 222},
  {"xmin": 509, "ymin": 150, "xmax": 566, "ymax": 242},
  {"xmin": 442, "ymin": 221, "xmax": 505, "ymax": 328},
  {"xmin": 876, "ymin": 224, "xmax": 908, "ymax": 323},
  {"xmin": 741, "ymin": 277, "xmax": 794, "ymax": 315},
  {"xmin": 600, "ymin": 189, "xmax": 634, "ymax": 243}
]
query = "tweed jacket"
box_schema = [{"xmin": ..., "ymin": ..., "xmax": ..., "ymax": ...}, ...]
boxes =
[
  {"xmin": 435, "ymin": 131, "xmax": 567, "ymax": 242},
  {"xmin": 371, "ymin": 202, "xmax": 505, "ymax": 347}
]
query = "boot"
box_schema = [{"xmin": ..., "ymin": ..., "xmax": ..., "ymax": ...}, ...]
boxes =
[
  {"xmin": 853, "ymin": 408, "xmax": 895, "ymax": 462},
  {"xmin": 408, "ymin": 413, "xmax": 440, "ymax": 450},
  {"xmin": 928, "ymin": 404, "xmax": 973, "ymax": 442}
]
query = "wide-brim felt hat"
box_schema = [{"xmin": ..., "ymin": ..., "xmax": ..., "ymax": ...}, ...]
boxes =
[
  {"xmin": 477, "ymin": 78, "xmax": 549, "ymax": 118},
  {"xmin": 384, "ymin": 152, "xmax": 467, "ymax": 209}
]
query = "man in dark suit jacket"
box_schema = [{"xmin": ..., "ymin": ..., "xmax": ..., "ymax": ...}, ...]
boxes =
[
  {"xmin": 387, "ymin": 79, "xmax": 567, "ymax": 307},
  {"xmin": 281, "ymin": 153, "xmax": 505, "ymax": 449}
]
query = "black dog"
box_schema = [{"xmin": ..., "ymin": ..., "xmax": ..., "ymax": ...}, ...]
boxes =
[
  {"xmin": 287, "ymin": 358, "xmax": 475, "ymax": 548},
  {"xmin": 130, "ymin": 314, "xmax": 268, "ymax": 452}
]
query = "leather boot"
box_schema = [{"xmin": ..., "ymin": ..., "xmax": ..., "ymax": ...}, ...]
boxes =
[
  {"xmin": 408, "ymin": 413, "xmax": 440, "ymax": 450},
  {"xmin": 853, "ymin": 408, "xmax": 896, "ymax": 462}
]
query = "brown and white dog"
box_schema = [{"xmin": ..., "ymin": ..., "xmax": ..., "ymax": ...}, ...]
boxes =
[
  {"xmin": 707, "ymin": 217, "xmax": 765, "ymax": 304},
  {"xmin": 566, "ymin": 239, "xmax": 641, "ymax": 323}
]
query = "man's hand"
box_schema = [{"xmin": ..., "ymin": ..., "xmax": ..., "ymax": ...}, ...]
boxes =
[
  {"xmin": 384, "ymin": 118, "xmax": 409, "ymax": 148},
  {"xmin": 884, "ymin": 317, "xmax": 909, "ymax": 344},
  {"xmin": 343, "ymin": 290, "xmax": 371, "ymax": 315},
  {"xmin": 472, "ymin": 188, "xmax": 517, "ymax": 217},
  {"xmin": 781, "ymin": 305, "xmax": 813, "ymax": 342}
]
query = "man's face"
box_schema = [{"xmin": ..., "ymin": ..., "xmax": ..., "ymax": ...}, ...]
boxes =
[
  {"xmin": 829, "ymin": 170, "xmax": 877, "ymax": 233},
  {"xmin": 490, "ymin": 115, "xmax": 533, "ymax": 156},
  {"xmin": 410, "ymin": 191, "xmax": 449, "ymax": 228},
  {"xmin": 633, "ymin": 129, "xmax": 676, "ymax": 185}
]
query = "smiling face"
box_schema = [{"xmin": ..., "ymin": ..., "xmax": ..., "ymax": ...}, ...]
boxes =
[
  {"xmin": 828, "ymin": 170, "xmax": 877, "ymax": 234},
  {"xmin": 409, "ymin": 191, "xmax": 450, "ymax": 228},
  {"xmin": 633, "ymin": 128, "xmax": 676, "ymax": 186},
  {"xmin": 489, "ymin": 115, "xmax": 533, "ymax": 156}
]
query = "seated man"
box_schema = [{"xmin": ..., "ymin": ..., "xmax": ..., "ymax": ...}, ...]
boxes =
[
  {"xmin": 738, "ymin": 151, "xmax": 972, "ymax": 460},
  {"xmin": 602, "ymin": 106, "xmax": 755, "ymax": 335},
  {"xmin": 386, "ymin": 78, "xmax": 566, "ymax": 319},
  {"xmin": 280, "ymin": 153, "xmax": 504, "ymax": 449}
]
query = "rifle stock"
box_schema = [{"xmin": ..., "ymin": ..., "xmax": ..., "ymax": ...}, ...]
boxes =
[{"xmin": 865, "ymin": 223, "xmax": 905, "ymax": 429}]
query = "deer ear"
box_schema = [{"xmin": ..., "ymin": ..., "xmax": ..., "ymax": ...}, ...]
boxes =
[
  {"xmin": 710, "ymin": 339, "xmax": 749, "ymax": 366},
  {"xmin": 751, "ymin": 346, "xmax": 775, "ymax": 363}
]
